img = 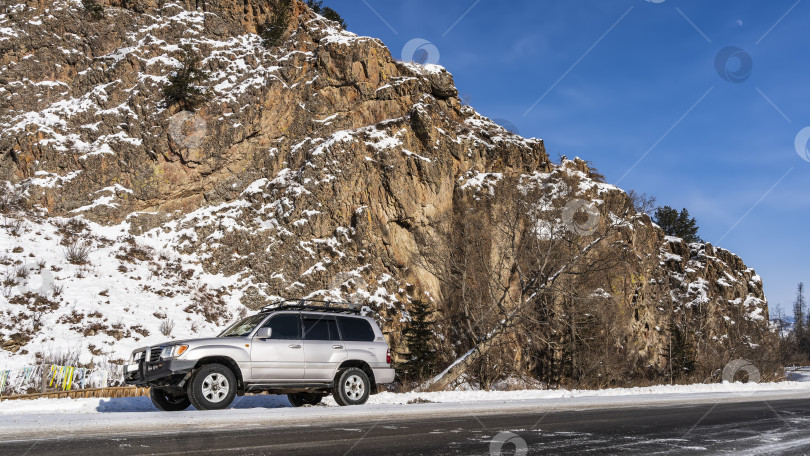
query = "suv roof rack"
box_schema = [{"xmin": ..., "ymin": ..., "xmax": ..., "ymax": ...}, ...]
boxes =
[{"xmin": 260, "ymin": 299, "xmax": 362, "ymax": 315}]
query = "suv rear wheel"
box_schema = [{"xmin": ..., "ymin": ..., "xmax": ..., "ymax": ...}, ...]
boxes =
[
  {"xmin": 187, "ymin": 363, "xmax": 237, "ymax": 411},
  {"xmin": 333, "ymin": 367, "xmax": 370, "ymax": 406},
  {"xmin": 287, "ymin": 393, "xmax": 325, "ymax": 407},
  {"xmin": 150, "ymin": 387, "xmax": 191, "ymax": 411}
]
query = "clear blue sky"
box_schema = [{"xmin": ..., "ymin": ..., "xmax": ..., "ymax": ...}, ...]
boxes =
[{"xmin": 331, "ymin": 0, "xmax": 810, "ymax": 318}]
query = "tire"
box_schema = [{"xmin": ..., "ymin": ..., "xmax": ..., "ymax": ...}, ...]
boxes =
[
  {"xmin": 187, "ymin": 364, "xmax": 237, "ymax": 411},
  {"xmin": 333, "ymin": 368, "xmax": 370, "ymax": 406},
  {"xmin": 287, "ymin": 393, "xmax": 324, "ymax": 407},
  {"xmin": 150, "ymin": 387, "xmax": 191, "ymax": 412}
]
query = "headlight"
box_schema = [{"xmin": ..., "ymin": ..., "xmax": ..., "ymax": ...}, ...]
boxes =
[
  {"xmin": 160, "ymin": 344, "xmax": 189, "ymax": 359},
  {"xmin": 132, "ymin": 351, "xmax": 144, "ymax": 362}
]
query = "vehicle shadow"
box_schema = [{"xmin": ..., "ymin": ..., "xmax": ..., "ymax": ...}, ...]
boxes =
[{"xmin": 94, "ymin": 394, "xmax": 295, "ymax": 412}]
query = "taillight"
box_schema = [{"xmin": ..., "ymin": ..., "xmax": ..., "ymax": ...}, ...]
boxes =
[{"xmin": 386, "ymin": 349, "xmax": 391, "ymax": 364}]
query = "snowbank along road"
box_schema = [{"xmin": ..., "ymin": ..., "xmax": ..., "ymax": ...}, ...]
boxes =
[{"xmin": 2, "ymin": 383, "xmax": 810, "ymax": 454}]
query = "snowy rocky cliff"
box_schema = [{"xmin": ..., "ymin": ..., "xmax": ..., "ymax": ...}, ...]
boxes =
[{"xmin": 0, "ymin": 0, "xmax": 773, "ymax": 385}]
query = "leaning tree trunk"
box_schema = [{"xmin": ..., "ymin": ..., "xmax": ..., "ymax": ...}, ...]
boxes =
[{"xmin": 422, "ymin": 324, "xmax": 509, "ymax": 391}]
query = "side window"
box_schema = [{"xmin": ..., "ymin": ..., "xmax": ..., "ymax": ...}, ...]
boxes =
[
  {"xmin": 337, "ymin": 317, "xmax": 375, "ymax": 342},
  {"xmin": 303, "ymin": 317, "xmax": 340, "ymax": 341},
  {"xmin": 262, "ymin": 313, "xmax": 300, "ymax": 340}
]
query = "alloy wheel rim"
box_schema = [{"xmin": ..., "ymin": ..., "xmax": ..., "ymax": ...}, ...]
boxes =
[
  {"xmin": 201, "ymin": 373, "xmax": 229, "ymax": 403},
  {"xmin": 344, "ymin": 374, "xmax": 364, "ymax": 400}
]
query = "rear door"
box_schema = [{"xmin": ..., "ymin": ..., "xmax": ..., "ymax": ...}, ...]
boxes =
[
  {"xmin": 302, "ymin": 314, "xmax": 347, "ymax": 381},
  {"xmin": 337, "ymin": 316, "xmax": 384, "ymax": 365},
  {"xmin": 250, "ymin": 312, "xmax": 304, "ymax": 381}
]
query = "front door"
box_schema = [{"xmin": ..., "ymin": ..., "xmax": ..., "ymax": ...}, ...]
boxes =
[{"xmin": 250, "ymin": 312, "xmax": 304, "ymax": 381}]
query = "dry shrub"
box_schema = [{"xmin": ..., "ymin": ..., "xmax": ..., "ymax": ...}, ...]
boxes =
[
  {"xmin": 64, "ymin": 243, "xmax": 92, "ymax": 265},
  {"xmin": 3, "ymin": 218, "xmax": 23, "ymax": 236},
  {"xmin": 14, "ymin": 263, "xmax": 29, "ymax": 279},
  {"xmin": 2, "ymin": 269, "xmax": 18, "ymax": 288},
  {"xmin": 160, "ymin": 319, "xmax": 175, "ymax": 337},
  {"xmin": 40, "ymin": 349, "xmax": 81, "ymax": 367}
]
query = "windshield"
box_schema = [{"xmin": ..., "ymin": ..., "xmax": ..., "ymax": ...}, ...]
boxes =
[{"xmin": 218, "ymin": 313, "xmax": 267, "ymax": 337}]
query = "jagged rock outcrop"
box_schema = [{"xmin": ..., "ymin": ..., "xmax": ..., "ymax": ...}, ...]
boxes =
[{"xmin": 0, "ymin": 0, "xmax": 774, "ymax": 385}]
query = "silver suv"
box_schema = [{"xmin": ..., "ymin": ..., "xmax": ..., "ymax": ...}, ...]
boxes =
[{"xmin": 123, "ymin": 300, "xmax": 395, "ymax": 411}]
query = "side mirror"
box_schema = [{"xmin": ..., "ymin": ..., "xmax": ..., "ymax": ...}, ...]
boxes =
[{"xmin": 255, "ymin": 327, "xmax": 272, "ymax": 339}]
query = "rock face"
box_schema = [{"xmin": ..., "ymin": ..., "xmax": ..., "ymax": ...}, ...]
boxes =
[{"xmin": 0, "ymin": 0, "xmax": 774, "ymax": 385}]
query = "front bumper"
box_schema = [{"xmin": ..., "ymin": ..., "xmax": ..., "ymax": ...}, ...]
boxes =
[{"xmin": 123, "ymin": 358, "xmax": 197, "ymax": 387}]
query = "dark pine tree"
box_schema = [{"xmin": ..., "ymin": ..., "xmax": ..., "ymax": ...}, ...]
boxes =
[
  {"xmin": 795, "ymin": 282, "xmax": 807, "ymax": 354},
  {"xmin": 259, "ymin": 0, "xmax": 291, "ymax": 47},
  {"xmin": 398, "ymin": 300, "xmax": 438, "ymax": 383},
  {"xmin": 162, "ymin": 45, "xmax": 209, "ymax": 111},
  {"xmin": 306, "ymin": 0, "xmax": 322, "ymax": 12},
  {"xmin": 653, "ymin": 206, "xmax": 703, "ymax": 243},
  {"xmin": 320, "ymin": 7, "xmax": 346, "ymax": 28},
  {"xmin": 306, "ymin": 0, "xmax": 346, "ymax": 28}
]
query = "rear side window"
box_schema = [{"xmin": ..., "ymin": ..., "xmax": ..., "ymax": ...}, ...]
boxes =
[
  {"xmin": 262, "ymin": 313, "xmax": 300, "ymax": 340},
  {"xmin": 337, "ymin": 317, "xmax": 375, "ymax": 342},
  {"xmin": 303, "ymin": 317, "xmax": 340, "ymax": 341}
]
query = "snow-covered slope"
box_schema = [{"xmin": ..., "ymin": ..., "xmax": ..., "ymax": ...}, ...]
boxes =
[{"xmin": 0, "ymin": 214, "xmax": 241, "ymax": 370}]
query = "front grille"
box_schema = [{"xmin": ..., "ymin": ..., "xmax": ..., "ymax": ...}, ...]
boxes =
[{"xmin": 149, "ymin": 347, "xmax": 162, "ymax": 361}]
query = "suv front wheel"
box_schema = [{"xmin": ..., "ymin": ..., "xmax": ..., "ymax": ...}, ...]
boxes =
[
  {"xmin": 333, "ymin": 367, "xmax": 370, "ymax": 406},
  {"xmin": 187, "ymin": 363, "xmax": 237, "ymax": 411}
]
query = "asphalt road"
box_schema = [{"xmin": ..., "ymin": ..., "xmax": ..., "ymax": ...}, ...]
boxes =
[{"xmin": 3, "ymin": 397, "xmax": 810, "ymax": 455}]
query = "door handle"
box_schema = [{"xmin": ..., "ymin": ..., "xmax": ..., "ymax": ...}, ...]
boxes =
[
  {"xmin": 288, "ymin": 344, "xmax": 302, "ymax": 349},
  {"xmin": 332, "ymin": 345, "xmax": 344, "ymax": 349}
]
